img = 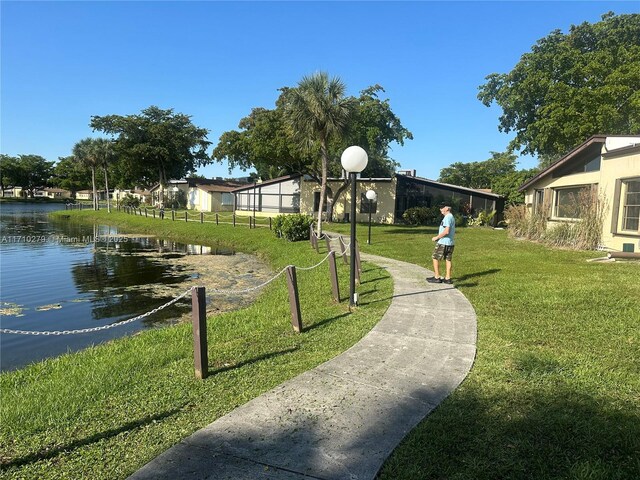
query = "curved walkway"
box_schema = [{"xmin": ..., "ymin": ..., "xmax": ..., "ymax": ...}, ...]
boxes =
[{"xmin": 128, "ymin": 253, "xmax": 477, "ymax": 480}]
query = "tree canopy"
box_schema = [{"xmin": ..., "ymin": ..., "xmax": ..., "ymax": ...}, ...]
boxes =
[
  {"xmin": 0, "ymin": 154, "xmax": 54, "ymax": 197},
  {"xmin": 284, "ymin": 72, "xmax": 353, "ymax": 233},
  {"xmin": 438, "ymin": 152, "xmax": 518, "ymax": 189},
  {"xmin": 478, "ymin": 12, "xmax": 640, "ymax": 165},
  {"xmin": 213, "ymin": 84, "xmax": 412, "ymax": 181},
  {"xmin": 52, "ymin": 155, "xmax": 92, "ymax": 194},
  {"xmin": 213, "ymin": 78, "xmax": 412, "ymax": 226},
  {"xmin": 438, "ymin": 151, "xmax": 539, "ymax": 206},
  {"xmin": 90, "ymin": 106, "xmax": 211, "ymax": 189}
]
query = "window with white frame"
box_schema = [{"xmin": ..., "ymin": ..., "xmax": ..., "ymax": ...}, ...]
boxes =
[{"xmin": 621, "ymin": 179, "xmax": 640, "ymax": 232}]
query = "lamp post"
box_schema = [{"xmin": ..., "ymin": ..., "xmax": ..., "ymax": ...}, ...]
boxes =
[
  {"xmin": 365, "ymin": 189, "xmax": 377, "ymax": 245},
  {"xmin": 341, "ymin": 146, "xmax": 368, "ymax": 307}
]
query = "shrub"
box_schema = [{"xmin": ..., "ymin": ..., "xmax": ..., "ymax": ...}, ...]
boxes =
[
  {"xmin": 273, "ymin": 214, "xmax": 314, "ymax": 242},
  {"xmin": 120, "ymin": 194, "xmax": 140, "ymax": 208},
  {"xmin": 467, "ymin": 210, "xmax": 496, "ymax": 227},
  {"xmin": 505, "ymin": 189, "xmax": 605, "ymax": 250},
  {"xmin": 402, "ymin": 206, "xmax": 440, "ymax": 225},
  {"xmin": 273, "ymin": 215, "xmax": 286, "ymax": 238},
  {"xmin": 454, "ymin": 213, "xmax": 468, "ymax": 227}
]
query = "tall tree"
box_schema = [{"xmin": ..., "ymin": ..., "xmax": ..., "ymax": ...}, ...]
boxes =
[
  {"xmin": 52, "ymin": 155, "xmax": 92, "ymax": 196},
  {"xmin": 94, "ymin": 138, "xmax": 116, "ymax": 212},
  {"xmin": 73, "ymin": 138, "xmax": 101, "ymax": 210},
  {"xmin": 324, "ymin": 85, "xmax": 413, "ymax": 218},
  {"xmin": 90, "ymin": 106, "xmax": 211, "ymax": 200},
  {"xmin": 213, "ymin": 82, "xmax": 412, "ymax": 224},
  {"xmin": 213, "ymin": 104, "xmax": 310, "ymax": 179},
  {"xmin": 478, "ymin": 12, "xmax": 640, "ymax": 165},
  {"xmin": 284, "ymin": 72, "xmax": 354, "ymax": 234}
]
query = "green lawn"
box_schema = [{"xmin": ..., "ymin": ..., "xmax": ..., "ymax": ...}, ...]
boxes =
[
  {"xmin": 0, "ymin": 211, "xmax": 392, "ymax": 479},
  {"xmin": 332, "ymin": 223, "xmax": 640, "ymax": 480},
  {"xmin": 1, "ymin": 214, "xmax": 638, "ymax": 479}
]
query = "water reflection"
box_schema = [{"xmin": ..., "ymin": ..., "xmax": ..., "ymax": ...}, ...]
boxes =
[{"xmin": 0, "ymin": 204, "xmax": 269, "ymax": 371}]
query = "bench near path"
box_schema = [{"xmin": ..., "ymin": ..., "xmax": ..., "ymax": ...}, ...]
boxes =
[{"xmin": 128, "ymin": 253, "xmax": 477, "ymax": 480}]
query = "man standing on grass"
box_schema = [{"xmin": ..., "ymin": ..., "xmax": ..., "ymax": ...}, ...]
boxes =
[{"xmin": 427, "ymin": 203, "xmax": 455, "ymax": 285}]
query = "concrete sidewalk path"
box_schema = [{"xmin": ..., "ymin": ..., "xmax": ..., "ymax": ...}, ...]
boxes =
[{"xmin": 128, "ymin": 253, "xmax": 477, "ymax": 480}]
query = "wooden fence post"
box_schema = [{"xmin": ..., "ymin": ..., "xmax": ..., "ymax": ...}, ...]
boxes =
[
  {"xmin": 233, "ymin": 214, "xmax": 236, "ymax": 227},
  {"xmin": 309, "ymin": 225, "xmax": 314, "ymax": 248},
  {"xmin": 328, "ymin": 251, "xmax": 340, "ymax": 303},
  {"xmin": 191, "ymin": 286, "xmax": 208, "ymax": 379},
  {"xmin": 172, "ymin": 210, "xmax": 175, "ymax": 221},
  {"xmin": 269, "ymin": 217, "xmax": 272, "ymax": 230},
  {"xmin": 185, "ymin": 211, "xmax": 188, "ymax": 222},
  {"xmin": 325, "ymin": 236, "xmax": 332, "ymax": 253},
  {"xmin": 200, "ymin": 212, "xmax": 204, "ymax": 223},
  {"xmin": 285, "ymin": 266, "xmax": 302, "ymax": 333},
  {"xmin": 216, "ymin": 213, "xmax": 219, "ymax": 225}
]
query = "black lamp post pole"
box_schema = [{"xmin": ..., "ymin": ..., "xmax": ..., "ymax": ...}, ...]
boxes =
[
  {"xmin": 349, "ymin": 172, "xmax": 357, "ymax": 306},
  {"xmin": 367, "ymin": 199, "xmax": 373, "ymax": 245}
]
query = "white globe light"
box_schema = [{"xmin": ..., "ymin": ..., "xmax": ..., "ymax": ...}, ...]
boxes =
[
  {"xmin": 365, "ymin": 189, "xmax": 377, "ymax": 201},
  {"xmin": 341, "ymin": 146, "xmax": 368, "ymax": 173}
]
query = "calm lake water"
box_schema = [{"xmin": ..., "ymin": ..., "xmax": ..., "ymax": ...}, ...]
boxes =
[{"xmin": 0, "ymin": 203, "xmax": 267, "ymax": 372}]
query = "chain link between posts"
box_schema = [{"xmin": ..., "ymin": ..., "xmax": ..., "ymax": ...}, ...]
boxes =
[{"xmin": 0, "ymin": 249, "xmax": 338, "ymax": 336}]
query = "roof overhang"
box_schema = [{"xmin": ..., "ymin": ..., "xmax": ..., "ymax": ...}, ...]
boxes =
[{"xmin": 518, "ymin": 135, "xmax": 611, "ymax": 192}]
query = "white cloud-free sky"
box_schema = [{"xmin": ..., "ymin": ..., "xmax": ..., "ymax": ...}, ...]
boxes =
[{"xmin": 2, "ymin": 1, "xmax": 638, "ymax": 180}]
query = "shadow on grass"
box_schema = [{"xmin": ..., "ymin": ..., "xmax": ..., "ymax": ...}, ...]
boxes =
[
  {"xmin": 358, "ymin": 287, "xmax": 456, "ymax": 307},
  {"xmin": 453, "ymin": 269, "xmax": 501, "ymax": 288},
  {"xmin": 378, "ymin": 382, "xmax": 640, "ymax": 479},
  {"xmin": 455, "ymin": 268, "xmax": 501, "ymax": 282},
  {"xmin": 208, "ymin": 347, "xmax": 300, "ymax": 375},
  {"xmin": 303, "ymin": 312, "xmax": 352, "ymax": 332},
  {"xmin": 1, "ymin": 407, "xmax": 185, "ymax": 469}
]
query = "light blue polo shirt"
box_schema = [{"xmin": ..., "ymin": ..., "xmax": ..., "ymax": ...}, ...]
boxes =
[{"xmin": 438, "ymin": 212, "xmax": 455, "ymax": 246}]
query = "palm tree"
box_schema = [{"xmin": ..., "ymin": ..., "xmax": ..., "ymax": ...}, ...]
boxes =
[
  {"xmin": 94, "ymin": 138, "xmax": 116, "ymax": 213},
  {"xmin": 72, "ymin": 138, "xmax": 101, "ymax": 210},
  {"xmin": 285, "ymin": 72, "xmax": 353, "ymax": 234}
]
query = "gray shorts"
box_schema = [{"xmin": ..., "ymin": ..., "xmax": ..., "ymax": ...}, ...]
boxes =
[{"xmin": 432, "ymin": 243, "xmax": 454, "ymax": 261}]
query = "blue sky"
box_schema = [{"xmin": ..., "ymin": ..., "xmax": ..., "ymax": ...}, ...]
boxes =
[{"xmin": 2, "ymin": 1, "xmax": 638, "ymax": 181}]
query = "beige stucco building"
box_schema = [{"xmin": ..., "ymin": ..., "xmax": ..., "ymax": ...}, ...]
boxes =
[
  {"xmin": 240, "ymin": 172, "xmax": 504, "ymax": 224},
  {"xmin": 301, "ymin": 177, "xmax": 396, "ymax": 223},
  {"xmin": 519, "ymin": 135, "xmax": 640, "ymax": 252},
  {"xmin": 187, "ymin": 182, "xmax": 238, "ymax": 212}
]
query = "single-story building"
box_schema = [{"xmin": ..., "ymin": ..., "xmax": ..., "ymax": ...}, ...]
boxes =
[
  {"xmin": 76, "ymin": 190, "xmax": 107, "ymax": 201},
  {"xmin": 187, "ymin": 180, "xmax": 242, "ymax": 212},
  {"xmin": 112, "ymin": 188, "xmax": 151, "ymax": 204},
  {"xmin": 229, "ymin": 171, "xmax": 504, "ymax": 224},
  {"xmin": 1, "ymin": 187, "xmax": 22, "ymax": 197},
  {"xmin": 42, "ymin": 188, "xmax": 71, "ymax": 199},
  {"xmin": 149, "ymin": 180, "xmax": 189, "ymax": 207},
  {"xmin": 519, "ymin": 135, "xmax": 640, "ymax": 252},
  {"xmin": 301, "ymin": 172, "xmax": 504, "ymax": 224},
  {"xmin": 232, "ymin": 174, "xmax": 302, "ymax": 216},
  {"xmin": 149, "ymin": 178, "xmax": 246, "ymax": 211}
]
